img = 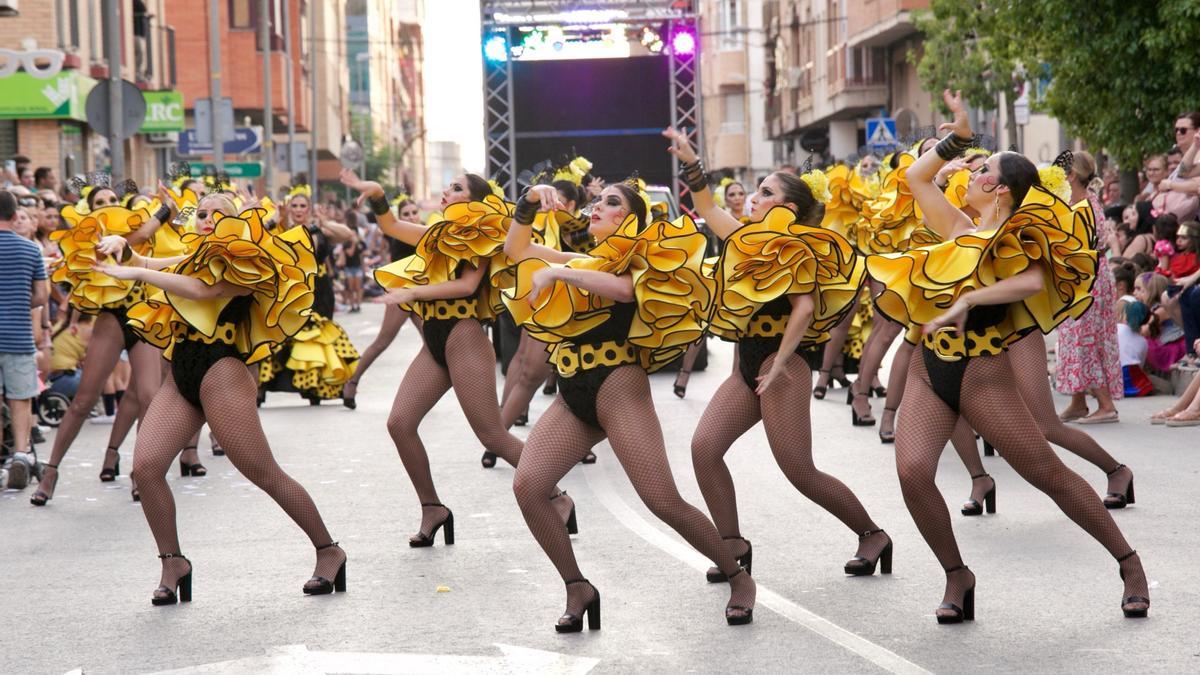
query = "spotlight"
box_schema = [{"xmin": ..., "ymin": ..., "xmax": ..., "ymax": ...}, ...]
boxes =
[
  {"xmin": 671, "ymin": 28, "xmax": 696, "ymax": 56},
  {"xmin": 484, "ymin": 34, "xmax": 509, "ymax": 63}
]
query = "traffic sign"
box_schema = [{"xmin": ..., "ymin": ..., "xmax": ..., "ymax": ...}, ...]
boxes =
[
  {"xmin": 866, "ymin": 117, "xmax": 897, "ymax": 151},
  {"xmin": 84, "ymin": 79, "xmax": 146, "ymax": 139},
  {"xmin": 189, "ymin": 162, "xmax": 263, "ymax": 178},
  {"xmin": 178, "ymin": 126, "xmax": 263, "ymax": 156}
]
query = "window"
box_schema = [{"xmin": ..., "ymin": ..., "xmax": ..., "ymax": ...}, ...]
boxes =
[
  {"xmin": 230, "ymin": 0, "xmax": 254, "ymax": 29},
  {"xmin": 722, "ymin": 92, "xmax": 746, "ymax": 133},
  {"xmin": 718, "ymin": 0, "xmax": 742, "ymax": 50}
]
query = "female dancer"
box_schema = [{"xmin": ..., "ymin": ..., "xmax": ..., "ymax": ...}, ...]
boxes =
[
  {"xmin": 495, "ymin": 179, "xmax": 596, "ymax": 469},
  {"xmin": 665, "ymin": 129, "xmax": 893, "ymax": 581},
  {"xmin": 502, "ymin": 179, "xmax": 756, "ymax": 629},
  {"xmin": 341, "ymin": 199, "xmax": 421, "ymax": 409},
  {"xmin": 673, "ymin": 179, "xmax": 748, "ymax": 399},
  {"xmin": 339, "ymin": 169, "xmax": 575, "ymax": 546},
  {"xmin": 94, "ymin": 196, "xmax": 346, "ymax": 604},
  {"xmin": 32, "ymin": 180, "xmax": 174, "ymax": 505},
  {"xmin": 258, "ymin": 187, "xmax": 359, "ymax": 405},
  {"xmin": 868, "ymin": 90, "xmax": 1148, "ymax": 622}
]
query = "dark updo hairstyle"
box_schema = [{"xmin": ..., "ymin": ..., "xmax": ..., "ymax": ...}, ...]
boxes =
[
  {"xmin": 769, "ymin": 171, "xmax": 820, "ymax": 225},
  {"xmin": 610, "ymin": 182, "xmax": 647, "ymax": 232},
  {"xmin": 86, "ymin": 187, "xmax": 118, "ymax": 210},
  {"xmin": 1130, "ymin": 252, "xmax": 1156, "ymax": 274},
  {"xmin": 463, "ymin": 173, "xmax": 493, "ymax": 202},
  {"xmin": 994, "ymin": 151, "xmax": 1041, "ymax": 209},
  {"xmin": 551, "ymin": 179, "xmax": 582, "ymax": 208},
  {"xmin": 1152, "ymin": 213, "xmax": 1179, "ymax": 242},
  {"xmin": 1112, "ymin": 261, "xmax": 1136, "ymax": 292}
]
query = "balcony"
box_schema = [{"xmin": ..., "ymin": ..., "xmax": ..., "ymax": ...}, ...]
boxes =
[
  {"xmin": 846, "ymin": 0, "xmax": 928, "ymax": 48},
  {"xmin": 706, "ymin": 49, "xmax": 748, "ymax": 90},
  {"xmin": 826, "ymin": 44, "xmax": 887, "ymax": 113}
]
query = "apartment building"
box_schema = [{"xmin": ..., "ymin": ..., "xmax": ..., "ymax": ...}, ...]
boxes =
[
  {"xmin": 764, "ymin": 0, "xmax": 933, "ymax": 164},
  {"xmin": 347, "ymin": 0, "xmax": 427, "ymax": 196},
  {"xmin": 699, "ymin": 0, "xmax": 774, "ymax": 185},
  {"xmin": 0, "ymin": 0, "xmax": 181, "ymax": 187}
]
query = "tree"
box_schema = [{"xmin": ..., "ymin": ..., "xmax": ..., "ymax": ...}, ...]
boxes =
[
  {"xmin": 914, "ymin": 1, "xmax": 1200, "ymax": 198},
  {"xmin": 910, "ymin": 0, "xmax": 1022, "ymax": 149}
]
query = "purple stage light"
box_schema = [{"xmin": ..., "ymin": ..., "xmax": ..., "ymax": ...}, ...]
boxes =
[{"xmin": 671, "ymin": 28, "xmax": 696, "ymax": 56}]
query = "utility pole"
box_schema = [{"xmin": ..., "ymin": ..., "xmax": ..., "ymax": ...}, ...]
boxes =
[
  {"xmin": 261, "ymin": 0, "xmax": 274, "ymax": 195},
  {"xmin": 103, "ymin": 0, "xmax": 124, "ymax": 181},
  {"xmin": 283, "ymin": 0, "xmax": 297, "ymax": 181},
  {"xmin": 209, "ymin": 0, "xmax": 224, "ymax": 171},
  {"xmin": 309, "ymin": 0, "xmax": 318, "ymax": 189}
]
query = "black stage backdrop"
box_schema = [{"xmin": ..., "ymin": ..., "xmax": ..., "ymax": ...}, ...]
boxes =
[{"xmin": 512, "ymin": 56, "xmax": 673, "ymax": 186}]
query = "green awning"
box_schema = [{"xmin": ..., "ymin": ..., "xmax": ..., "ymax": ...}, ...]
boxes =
[{"xmin": 0, "ymin": 70, "xmax": 96, "ymax": 121}]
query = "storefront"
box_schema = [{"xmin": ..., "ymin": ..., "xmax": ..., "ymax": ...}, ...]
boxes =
[{"xmin": 0, "ymin": 69, "xmax": 97, "ymax": 185}]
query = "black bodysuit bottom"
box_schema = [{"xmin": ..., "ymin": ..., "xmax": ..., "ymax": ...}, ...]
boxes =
[
  {"xmin": 171, "ymin": 340, "xmax": 244, "ymax": 411},
  {"xmin": 421, "ymin": 318, "xmax": 460, "ymax": 369},
  {"xmin": 559, "ymin": 366, "xmax": 617, "ymax": 429}
]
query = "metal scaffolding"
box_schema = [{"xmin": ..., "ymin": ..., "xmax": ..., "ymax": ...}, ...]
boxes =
[{"xmin": 480, "ymin": 1, "xmax": 700, "ymax": 201}]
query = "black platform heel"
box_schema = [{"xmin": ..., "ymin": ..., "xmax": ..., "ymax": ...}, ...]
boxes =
[
  {"xmin": 673, "ymin": 369, "xmax": 691, "ymax": 399},
  {"xmin": 707, "ymin": 536, "xmax": 752, "ymax": 583},
  {"xmin": 936, "ymin": 565, "xmax": 975, "ymax": 624},
  {"xmin": 581, "ymin": 451, "xmax": 597, "ymax": 464},
  {"xmin": 1117, "ymin": 550, "xmax": 1149, "ymax": 618},
  {"xmin": 850, "ymin": 390, "xmax": 875, "ymax": 426},
  {"xmin": 342, "ymin": 379, "xmax": 358, "ymax": 410},
  {"xmin": 878, "ymin": 407, "xmax": 897, "ymax": 444},
  {"xmin": 961, "ymin": 473, "xmax": 996, "ymax": 516},
  {"xmin": 304, "ymin": 542, "xmax": 347, "ymax": 595},
  {"xmin": 480, "ymin": 452, "xmax": 497, "ymax": 469},
  {"xmin": 179, "ymin": 447, "xmax": 206, "ymax": 477},
  {"xmin": 100, "ymin": 447, "xmax": 120, "ymax": 482},
  {"xmin": 870, "ymin": 385, "xmax": 887, "ymax": 398},
  {"xmin": 813, "ymin": 369, "xmax": 831, "ymax": 400},
  {"xmin": 151, "ymin": 553, "xmax": 193, "ymax": 606},
  {"xmin": 725, "ymin": 568, "xmax": 754, "ymax": 626},
  {"xmin": 409, "ymin": 503, "xmax": 454, "ymax": 547},
  {"xmin": 983, "ymin": 440, "xmax": 995, "ymax": 457},
  {"xmin": 1103, "ymin": 464, "xmax": 1135, "ymax": 509},
  {"xmin": 514, "ymin": 410, "xmax": 529, "ymax": 426},
  {"xmin": 844, "ymin": 529, "xmax": 892, "ymax": 576},
  {"xmin": 556, "ymin": 579, "xmax": 600, "ymax": 632},
  {"xmin": 29, "ymin": 463, "xmax": 58, "ymax": 506},
  {"xmin": 554, "ymin": 491, "xmax": 579, "ymax": 535}
]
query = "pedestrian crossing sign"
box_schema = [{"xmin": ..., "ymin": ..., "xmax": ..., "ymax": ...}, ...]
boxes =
[{"xmin": 866, "ymin": 117, "xmax": 897, "ymax": 151}]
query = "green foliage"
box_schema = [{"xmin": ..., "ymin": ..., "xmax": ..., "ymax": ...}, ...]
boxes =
[
  {"xmin": 910, "ymin": 0, "xmax": 1020, "ymax": 114},
  {"xmin": 912, "ymin": 0, "xmax": 1200, "ymax": 168}
]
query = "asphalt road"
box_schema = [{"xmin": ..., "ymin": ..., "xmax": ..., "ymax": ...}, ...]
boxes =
[{"xmin": 3, "ymin": 303, "xmax": 1196, "ymax": 674}]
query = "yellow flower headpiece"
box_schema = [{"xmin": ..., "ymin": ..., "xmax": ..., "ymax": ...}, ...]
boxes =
[
  {"xmin": 964, "ymin": 147, "xmax": 991, "ymax": 160},
  {"xmin": 390, "ymin": 192, "xmax": 413, "ymax": 207},
  {"xmin": 1038, "ymin": 165, "xmax": 1070, "ymax": 203},
  {"xmin": 800, "ymin": 168, "xmax": 832, "ymax": 205},
  {"xmin": 487, "ymin": 179, "xmax": 506, "ymax": 200},
  {"xmin": 286, "ymin": 185, "xmax": 312, "ymax": 202},
  {"xmin": 551, "ymin": 156, "xmax": 594, "ymax": 186}
]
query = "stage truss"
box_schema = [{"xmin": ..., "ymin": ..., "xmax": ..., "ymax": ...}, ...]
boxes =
[{"xmin": 481, "ymin": 1, "xmax": 701, "ymax": 204}]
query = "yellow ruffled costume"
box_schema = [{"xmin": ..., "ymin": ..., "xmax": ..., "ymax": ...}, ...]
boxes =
[
  {"xmin": 126, "ymin": 208, "xmax": 316, "ymax": 364},
  {"xmin": 708, "ymin": 207, "xmax": 864, "ymax": 344},
  {"xmin": 51, "ymin": 203, "xmax": 163, "ymax": 313},
  {"xmin": 374, "ymin": 194, "xmax": 513, "ymax": 321},
  {"xmin": 861, "ymin": 152, "xmax": 925, "ymax": 254},
  {"xmin": 867, "ymin": 186, "xmax": 1097, "ymax": 360},
  {"xmin": 499, "ymin": 214, "xmax": 712, "ymax": 375}
]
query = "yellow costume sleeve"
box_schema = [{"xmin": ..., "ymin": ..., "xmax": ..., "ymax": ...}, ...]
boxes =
[
  {"xmin": 50, "ymin": 203, "xmax": 162, "ymax": 311},
  {"xmin": 501, "ymin": 214, "xmax": 714, "ymax": 373},
  {"xmin": 373, "ymin": 195, "xmax": 512, "ymax": 318},
  {"xmin": 127, "ymin": 208, "xmax": 317, "ymax": 363},
  {"xmin": 867, "ymin": 186, "xmax": 1096, "ymax": 340},
  {"xmin": 863, "ymin": 152, "xmax": 922, "ymax": 254},
  {"xmin": 710, "ymin": 206, "xmax": 864, "ymax": 343}
]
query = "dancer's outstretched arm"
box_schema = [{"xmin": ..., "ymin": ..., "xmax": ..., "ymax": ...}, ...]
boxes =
[
  {"xmin": 376, "ymin": 263, "xmax": 487, "ymax": 306},
  {"xmin": 93, "ymin": 262, "xmax": 250, "ymax": 301},
  {"xmin": 339, "ymin": 168, "xmax": 427, "ymax": 246},
  {"xmin": 663, "ymin": 127, "xmax": 741, "ymax": 240}
]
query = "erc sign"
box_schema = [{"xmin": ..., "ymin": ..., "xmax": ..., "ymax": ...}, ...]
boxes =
[{"xmin": 139, "ymin": 91, "xmax": 185, "ymax": 133}]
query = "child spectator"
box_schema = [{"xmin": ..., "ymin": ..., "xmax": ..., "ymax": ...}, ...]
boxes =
[{"xmin": 1137, "ymin": 272, "xmax": 1187, "ymax": 371}]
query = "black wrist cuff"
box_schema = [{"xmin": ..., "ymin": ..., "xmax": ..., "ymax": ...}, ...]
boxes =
[
  {"xmin": 681, "ymin": 159, "xmax": 708, "ymax": 193},
  {"xmin": 513, "ymin": 194, "xmax": 539, "ymax": 225},
  {"xmin": 153, "ymin": 204, "xmax": 172, "ymax": 223},
  {"xmin": 118, "ymin": 242, "xmax": 133, "ymax": 263},
  {"xmin": 935, "ymin": 134, "xmax": 973, "ymax": 161},
  {"xmin": 368, "ymin": 194, "xmax": 391, "ymax": 216}
]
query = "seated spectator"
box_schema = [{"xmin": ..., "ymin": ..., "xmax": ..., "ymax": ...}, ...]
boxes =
[
  {"xmin": 1156, "ymin": 219, "xmax": 1200, "ymax": 280},
  {"xmin": 47, "ymin": 313, "xmax": 93, "ymax": 398},
  {"xmin": 1108, "ymin": 203, "xmax": 1155, "ymax": 257},
  {"xmin": 1150, "ymin": 338, "xmax": 1200, "ymax": 425},
  {"xmin": 1130, "ymin": 252, "xmax": 1157, "ymax": 275},
  {"xmin": 1138, "ymin": 272, "xmax": 1188, "ymax": 371}
]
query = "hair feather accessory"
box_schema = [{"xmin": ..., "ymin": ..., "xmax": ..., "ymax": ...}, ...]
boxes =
[{"xmin": 286, "ymin": 184, "xmax": 312, "ymax": 202}]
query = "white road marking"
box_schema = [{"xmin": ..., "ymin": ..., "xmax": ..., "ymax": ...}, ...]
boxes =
[{"xmin": 585, "ymin": 455, "xmax": 931, "ymax": 675}]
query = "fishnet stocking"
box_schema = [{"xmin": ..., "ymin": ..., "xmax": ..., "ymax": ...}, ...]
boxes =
[
  {"xmin": 1007, "ymin": 333, "xmax": 1126, "ymax": 497},
  {"xmin": 500, "ymin": 330, "xmax": 553, "ymax": 428},
  {"xmin": 514, "ymin": 366, "xmax": 754, "ymax": 622},
  {"xmin": 387, "ymin": 320, "xmax": 527, "ymax": 539},
  {"xmin": 896, "ymin": 348, "xmax": 1146, "ymax": 614},
  {"xmin": 133, "ymin": 362, "xmax": 341, "ymax": 593},
  {"xmin": 853, "ymin": 299, "xmax": 903, "ymax": 419},
  {"xmin": 816, "ymin": 303, "xmax": 857, "ymax": 389}
]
